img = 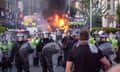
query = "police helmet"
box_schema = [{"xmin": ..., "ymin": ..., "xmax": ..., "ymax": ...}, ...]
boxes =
[
  {"xmin": 73, "ymin": 30, "xmax": 80, "ymax": 36},
  {"xmin": 116, "ymin": 31, "xmax": 120, "ymax": 35},
  {"xmin": 16, "ymin": 33, "xmax": 24, "ymax": 37},
  {"xmin": 99, "ymin": 32, "xmax": 108, "ymax": 38},
  {"xmin": 116, "ymin": 31, "xmax": 120, "ymax": 38},
  {"xmin": 93, "ymin": 31, "xmax": 99, "ymax": 35}
]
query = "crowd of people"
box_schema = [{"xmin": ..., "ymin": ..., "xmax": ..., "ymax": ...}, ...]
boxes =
[{"xmin": 0, "ymin": 29, "xmax": 120, "ymax": 72}]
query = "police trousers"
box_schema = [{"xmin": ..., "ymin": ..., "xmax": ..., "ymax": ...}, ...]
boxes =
[
  {"xmin": 40, "ymin": 54, "xmax": 53, "ymax": 72},
  {"xmin": 15, "ymin": 57, "xmax": 30, "ymax": 72}
]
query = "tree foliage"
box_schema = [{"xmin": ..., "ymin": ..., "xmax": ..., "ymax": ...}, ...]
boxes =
[
  {"xmin": 1, "ymin": 22, "xmax": 16, "ymax": 29},
  {"xmin": 0, "ymin": 26, "xmax": 6, "ymax": 33},
  {"xmin": 82, "ymin": 0, "xmax": 102, "ymax": 27},
  {"xmin": 86, "ymin": 15, "xmax": 102, "ymax": 27},
  {"xmin": 70, "ymin": 5, "xmax": 77, "ymax": 17},
  {"xmin": 92, "ymin": 27, "xmax": 120, "ymax": 33},
  {"xmin": 116, "ymin": 5, "xmax": 120, "ymax": 24},
  {"xmin": 82, "ymin": 0, "xmax": 101, "ymax": 16},
  {"xmin": 66, "ymin": 4, "xmax": 77, "ymax": 17}
]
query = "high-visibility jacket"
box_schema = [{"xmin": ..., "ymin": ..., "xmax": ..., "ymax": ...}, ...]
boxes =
[
  {"xmin": 31, "ymin": 37, "xmax": 40, "ymax": 49},
  {"xmin": 89, "ymin": 37, "xmax": 96, "ymax": 44},
  {"xmin": 35, "ymin": 38, "xmax": 40, "ymax": 44},
  {"xmin": 7, "ymin": 40, "xmax": 13, "ymax": 49},
  {"xmin": 2, "ymin": 43, "xmax": 8, "ymax": 52},
  {"xmin": 107, "ymin": 37, "xmax": 118, "ymax": 49},
  {"xmin": 0, "ymin": 42, "xmax": 2, "ymax": 49},
  {"xmin": 31, "ymin": 38, "xmax": 36, "ymax": 49}
]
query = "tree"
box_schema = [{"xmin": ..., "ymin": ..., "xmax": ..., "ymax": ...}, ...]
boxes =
[
  {"xmin": 82, "ymin": 0, "xmax": 100, "ymax": 16},
  {"xmin": 116, "ymin": 5, "xmax": 120, "ymax": 25},
  {"xmin": 66, "ymin": 4, "xmax": 77, "ymax": 17},
  {"xmin": 82, "ymin": 0, "xmax": 103, "ymax": 27},
  {"xmin": 86, "ymin": 15, "xmax": 102, "ymax": 27},
  {"xmin": 0, "ymin": 26, "xmax": 6, "ymax": 33}
]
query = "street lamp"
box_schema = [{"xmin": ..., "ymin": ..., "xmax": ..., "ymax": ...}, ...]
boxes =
[
  {"xmin": 90, "ymin": 0, "xmax": 92, "ymax": 31},
  {"xmin": 29, "ymin": 0, "xmax": 31, "ymax": 14}
]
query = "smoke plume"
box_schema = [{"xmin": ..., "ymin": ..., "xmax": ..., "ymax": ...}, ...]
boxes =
[{"xmin": 40, "ymin": 0, "xmax": 67, "ymax": 18}]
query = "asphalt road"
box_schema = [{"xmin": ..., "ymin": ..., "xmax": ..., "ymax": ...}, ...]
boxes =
[
  {"xmin": 0, "ymin": 53, "xmax": 115, "ymax": 72},
  {"xmin": 0, "ymin": 54, "xmax": 64, "ymax": 72}
]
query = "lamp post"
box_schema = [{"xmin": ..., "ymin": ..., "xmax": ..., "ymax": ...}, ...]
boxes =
[
  {"xmin": 118, "ymin": 0, "xmax": 120, "ymax": 6},
  {"xmin": 68, "ymin": 0, "xmax": 71, "ymax": 15},
  {"xmin": 90, "ymin": 0, "xmax": 92, "ymax": 31},
  {"xmin": 29, "ymin": 0, "xmax": 31, "ymax": 14}
]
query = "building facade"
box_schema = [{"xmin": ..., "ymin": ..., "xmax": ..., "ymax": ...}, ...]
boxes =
[
  {"xmin": 0, "ymin": 0, "xmax": 6, "ymax": 19},
  {"xmin": 23, "ymin": 0, "xmax": 41, "ymax": 15},
  {"xmin": 7, "ymin": 0, "xmax": 41, "ymax": 16},
  {"xmin": 102, "ymin": 0, "xmax": 118, "ymax": 28}
]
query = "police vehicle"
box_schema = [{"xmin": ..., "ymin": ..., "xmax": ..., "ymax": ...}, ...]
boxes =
[{"xmin": 5, "ymin": 29, "xmax": 30, "ymax": 40}]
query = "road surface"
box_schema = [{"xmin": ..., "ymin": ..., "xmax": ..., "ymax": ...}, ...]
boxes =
[{"xmin": 0, "ymin": 54, "xmax": 64, "ymax": 72}]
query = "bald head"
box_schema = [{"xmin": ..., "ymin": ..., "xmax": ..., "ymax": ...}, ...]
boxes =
[{"xmin": 108, "ymin": 64, "xmax": 120, "ymax": 72}]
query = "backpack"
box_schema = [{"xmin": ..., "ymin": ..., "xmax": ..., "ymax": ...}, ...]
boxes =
[
  {"xmin": 98, "ymin": 42, "xmax": 114, "ymax": 55},
  {"xmin": 19, "ymin": 42, "xmax": 33, "ymax": 61},
  {"xmin": 42, "ymin": 42, "xmax": 60, "ymax": 54}
]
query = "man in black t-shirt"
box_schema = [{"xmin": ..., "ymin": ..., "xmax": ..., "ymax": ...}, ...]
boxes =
[
  {"xmin": 62, "ymin": 32, "xmax": 75, "ymax": 67},
  {"xmin": 65, "ymin": 30, "xmax": 111, "ymax": 72}
]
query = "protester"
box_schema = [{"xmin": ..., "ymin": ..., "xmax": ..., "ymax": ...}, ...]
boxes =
[
  {"xmin": 65, "ymin": 30, "xmax": 111, "ymax": 72},
  {"xmin": 62, "ymin": 31, "xmax": 75, "ymax": 68}
]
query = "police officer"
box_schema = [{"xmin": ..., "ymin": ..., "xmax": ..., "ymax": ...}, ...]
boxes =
[
  {"xmin": 1, "ymin": 39, "xmax": 13, "ymax": 72},
  {"xmin": 89, "ymin": 36, "xmax": 96, "ymax": 44},
  {"xmin": 31, "ymin": 35, "xmax": 40, "ymax": 49},
  {"xmin": 32, "ymin": 33, "xmax": 41, "ymax": 67},
  {"xmin": 10, "ymin": 33, "xmax": 33, "ymax": 72},
  {"xmin": 107, "ymin": 33, "xmax": 118, "ymax": 49},
  {"xmin": 36, "ymin": 32, "xmax": 54, "ymax": 72},
  {"xmin": 116, "ymin": 32, "xmax": 120, "ymax": 50},
  {"xmin": 95, "ymin": 32, "xmax": 113, "ymax": 71},
  {"xmin": 96, "ymin": 32, "xmax": 109, "ymax": 47},
  {"xmin": 114, "ymin": 31, "xmax": 120, "ymax": 63}
]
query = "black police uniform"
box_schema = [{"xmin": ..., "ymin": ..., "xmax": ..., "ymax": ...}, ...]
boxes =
[
  {"xmin": 115, "ymin": 38, "xmax": 120, "ymax": 63},
  {"xmin": 36, "ymin": 38, "xmax": 54, "ymax": 72},
  {"xmin": 11, "ymin": 41, "xmax": 32, "ymax": 72}
]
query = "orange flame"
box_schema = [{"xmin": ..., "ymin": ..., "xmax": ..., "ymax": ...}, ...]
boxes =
[
  {"xmin": 47, "ymin": 13, "xmax": 68, "ymax": 32},
  {"xmin": 47, "ymin": 24, "xmax": 53, "ymax": 32}
]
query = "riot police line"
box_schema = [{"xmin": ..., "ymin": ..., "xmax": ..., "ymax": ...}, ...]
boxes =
[
  {"xmin": 0, "ymin": 31, "xmax": 62, "ymax": 72},
  {"xmin": 0, "ymin": 30, "xmax": 120, "ymax": 72}
]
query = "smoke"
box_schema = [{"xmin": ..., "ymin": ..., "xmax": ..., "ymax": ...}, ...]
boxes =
[{"xmin": 40, "ymin": 0, "xmax": 68, "ymax": 18}]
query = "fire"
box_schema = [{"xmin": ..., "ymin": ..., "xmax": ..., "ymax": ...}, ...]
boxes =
[
  {"xmin": 47, "ymin": 13, "xmax": 68, "ymax": 32},
  {"xmin": 47, "ymin": 24, "xmax": 53, "ymax": 32}
]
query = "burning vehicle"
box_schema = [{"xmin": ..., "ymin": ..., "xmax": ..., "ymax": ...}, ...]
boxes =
[{"xmin": 40, "ymin": 0, "xmax": 68, "ymax": 33}]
